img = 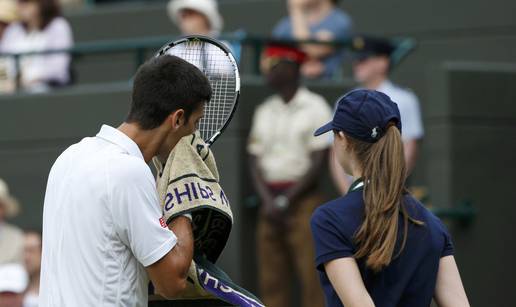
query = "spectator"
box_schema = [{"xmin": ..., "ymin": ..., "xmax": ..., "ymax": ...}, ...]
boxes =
[
  {"xmin": 0, "ymin": 0, "xmax": 73, "ymax": 93},
  {"xmin": 0, "ymin": 263, "xmax": 28, "ymax": 307},
  {"xmin": 272, "ymin": 0, "xmax": 353, "ymax": 79},
  {"xmin": 0, "ymin": 0, "xmax": 18, "ymax": 40},
  {"xmin": 167, "ymin": 0, "xmax": 242, "ymax": 62},
  {"xmin": 330, "ymin": 35, "xmax": 424, "ymax": 194},
  {"xmin": 0, "ymin": 0, "xmax": 18, "ymax": 93},
  {"xmin": 0, "ymin": 178, "xmax": 24, "ymax": 265},
  {"xmin": 167, "ymin": 0, "xmax": 223, "ymax": 37},
  {"xmin": 248, "ymin": 44, "xmax": 331, "ymax": 307},
  {"xmin": 22, "ymin": 231, "xmax": 41, "ymax": 307}
]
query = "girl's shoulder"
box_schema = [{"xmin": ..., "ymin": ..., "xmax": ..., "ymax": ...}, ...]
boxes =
[
  {"xmin": 403, "ymin": 194, "xmax": 434, "ymax": 217},
  {"xmin": 403, "ymin": 194, "xmax": 451, "ymax": 232},
  {"xmin": 317, "ymin": 191, "xmax": 364, "ymax": 215},
  {"xmin": 311, "ymin": 192, "xmax": 365, "ymax": 234},
  {"xmin": 402, "ymin": 194, "xmax": 455, "ymax": 256}
]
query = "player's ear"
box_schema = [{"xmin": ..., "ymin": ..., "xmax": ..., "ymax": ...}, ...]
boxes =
[
  {"xmin": 168, "ymin": 109, "xmax": 186, "ymax": 130},
  {"xmin": 335, "ymin": 131, "xmax": 351, "ymax": 150}
]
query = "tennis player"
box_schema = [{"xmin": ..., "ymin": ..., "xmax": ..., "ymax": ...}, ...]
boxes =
[
  {"xmin": 311, "ymin": 89, "xmax": 470, "ymax": 307},
  {"xmin": 39, "ymin": 55, "xmax": 211, "ymax": 306}
]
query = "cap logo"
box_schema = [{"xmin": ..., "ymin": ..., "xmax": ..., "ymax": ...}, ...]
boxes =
[{"xmin": 371, "ymin": 127, "xmax": 379, "ymax": 139}]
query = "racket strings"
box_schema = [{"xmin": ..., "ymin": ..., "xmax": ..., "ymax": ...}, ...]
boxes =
[{"xmin": 164, "ymin": 40, "xmax": 237, "ymax": 143}]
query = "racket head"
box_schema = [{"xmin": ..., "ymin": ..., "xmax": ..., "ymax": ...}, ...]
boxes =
[{"xmin": 156, "ymin": 35, "xmax": 240, "ymax": 146}]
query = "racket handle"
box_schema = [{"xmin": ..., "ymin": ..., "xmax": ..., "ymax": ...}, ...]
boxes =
[{"xmin": 207, "ymin": 131, "xmax": 221, "ymax": 146}]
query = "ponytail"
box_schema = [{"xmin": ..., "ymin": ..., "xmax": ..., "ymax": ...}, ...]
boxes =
[{"xmin": 348, "ymin": 124, "xmax": 422, "ymax": 272}]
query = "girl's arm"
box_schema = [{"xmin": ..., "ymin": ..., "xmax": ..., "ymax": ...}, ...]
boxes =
[
  {"xmin": 434, "ymin": 256, "xmax": 470, "ymax": 307},
  {"xmin": 325, "ymin": 257, "xmax": 375, "ymax": 307}
]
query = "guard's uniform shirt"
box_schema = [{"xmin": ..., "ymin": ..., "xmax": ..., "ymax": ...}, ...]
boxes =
[
  {"xmin": 311, "ymin": 179, "xmax": 454, "ymax": 307},
  {"xmin": 247, "ymin": 87, "xmax": 332, "ymax": 183},
  {"xmin": 40, "ymin": 125, "xmax": 177, "ymax": 307}
]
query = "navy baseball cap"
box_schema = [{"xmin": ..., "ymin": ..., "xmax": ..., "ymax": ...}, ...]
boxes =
[
  {"xmin": 314, "ymin": 89, "xmax": 402, "ymax": 143},
  {"xmin": 351, "ymin": 35, "xmax": 395, "ymax": 62}
]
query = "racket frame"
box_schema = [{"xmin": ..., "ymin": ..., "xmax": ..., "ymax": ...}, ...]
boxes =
[{"xmin": 156, "ymin": 35, "xmax": 241, "ymax": 147}]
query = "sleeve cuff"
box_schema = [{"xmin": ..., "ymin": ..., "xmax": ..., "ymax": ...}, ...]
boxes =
[
  {"xmin": 315, "ymin": 250, "xmax": 354, "ymax": 271},
  {"xmin": 141, "ymin": 233, "xmax": 177, "ymax": 267}
]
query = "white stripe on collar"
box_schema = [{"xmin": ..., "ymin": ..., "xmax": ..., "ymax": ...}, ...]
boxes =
[{"xmin": 350, "ymin": 181, "xmax": 364, "ymax": 191}]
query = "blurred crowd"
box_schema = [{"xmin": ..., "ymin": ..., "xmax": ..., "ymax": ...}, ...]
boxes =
[
  {"xmin": 0, "ymin": 179, "xmax": 41, "ymax": 307},
  {"xmin": 0, "ymin": 1, "xmax": 425, "ymax": 306},
  {"xmin": 0, "ymin": 0, "xmax": 417, "ymax": 90},
  {"xmin": 0, "ymin": 0, "xmax": 73, "ymax": 93},
  {"xmin": 1, "ymin": 0, "xmax": 389, "ymax": 93}
]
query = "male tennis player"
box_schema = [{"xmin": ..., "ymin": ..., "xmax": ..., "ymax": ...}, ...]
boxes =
[{"xmin": 39, "ymin": 55, "xmax": 211, "ymax": 307}]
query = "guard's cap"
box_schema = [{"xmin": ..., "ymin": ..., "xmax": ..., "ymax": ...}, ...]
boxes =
[
  {"xmin": 351, "ymin": 35, "xmax": 395, "ymax": 61},
  {"xmin": 263, "ymin": 43, "xmax": 307, "ymax": 64},
  {"xmin": 314, "ymin": 89, "xmax": 401, "ymax": 143}
]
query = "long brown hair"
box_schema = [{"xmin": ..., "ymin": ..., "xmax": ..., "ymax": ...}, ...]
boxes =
[{"xmin": 347, "ymin": 123, "xmax": 422, "ymax": 272}]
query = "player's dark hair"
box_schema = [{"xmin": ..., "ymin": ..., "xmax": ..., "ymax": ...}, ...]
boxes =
[
  {"xmin": 346, "ymin": 124, "xmax": 423, "ymax": 272},
  {"xmin": 126, "ymin": 55, "xmax": 212, "ymax": 130}
]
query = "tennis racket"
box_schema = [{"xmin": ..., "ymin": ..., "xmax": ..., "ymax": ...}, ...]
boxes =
[{"xmin": 156, "ymin": 35, "xmax": 240, "ymax": 146}]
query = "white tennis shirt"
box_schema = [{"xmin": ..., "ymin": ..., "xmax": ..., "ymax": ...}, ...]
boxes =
[{"xmin": 40, "ymin": 125, "xmax": 177, "ymax": 307}]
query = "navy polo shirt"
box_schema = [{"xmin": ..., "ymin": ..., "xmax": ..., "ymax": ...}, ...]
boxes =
[{"xmin": 310, "ymin": 180, "xmax": 454, "ymax": 307}]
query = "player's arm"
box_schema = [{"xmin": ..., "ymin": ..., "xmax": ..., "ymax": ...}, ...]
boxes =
[
  {"xmin": 285, "ymin": 148, "xmax": 328, "ymax": 205},
  {"xmin": 146, "ymin": 216, "xmax": 194, "ymax": 298},
  {"xmin": 329, "ymin": 146, "xmax": 351, "ymax": 195},
  {"xmin": 324, "ymin": 257, "xmax": 375, "ymax": 307},
  {"xmin": 111, "ymin": 159, "xmax": 194, "ymax": 299},
  {"xmin": 434, "ymin": 256, "xmax": 470, "ymax": 307}
]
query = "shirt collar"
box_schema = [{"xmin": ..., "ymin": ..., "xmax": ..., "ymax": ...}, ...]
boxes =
[
  {"xmin": 348, "ymin": 178, "xmax": 365, "ymax": 193},
  {"xmin": 96, "ymin": 125, "xmax": 144, "ymax": 160}
]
